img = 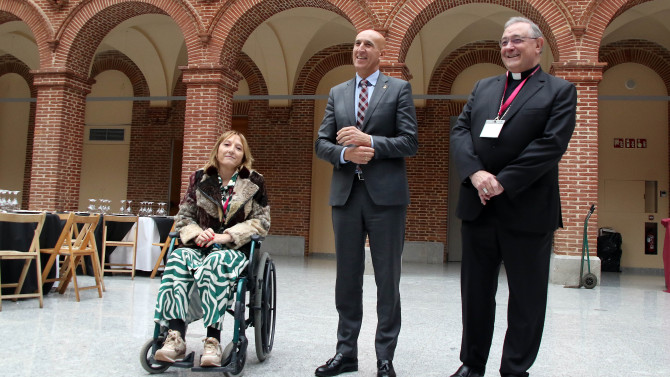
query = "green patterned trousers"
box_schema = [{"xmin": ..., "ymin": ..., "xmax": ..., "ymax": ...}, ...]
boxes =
[{"xmin": 154, "ymin": 247, "xmax": 248, "ymax": 330}]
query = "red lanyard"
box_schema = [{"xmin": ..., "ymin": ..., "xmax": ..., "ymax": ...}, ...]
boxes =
[
  {"xmin": 222, "ymin": 187, "xmax": 233, "ymax": 217},
  {"xmin": 497, "ymin": 66, "xmax": 540, "ymax": 119}
]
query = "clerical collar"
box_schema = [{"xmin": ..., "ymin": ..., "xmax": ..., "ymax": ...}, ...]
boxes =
[{"xmin": 509, "ymin": 65, "xmax": 540, "ymax": 81}]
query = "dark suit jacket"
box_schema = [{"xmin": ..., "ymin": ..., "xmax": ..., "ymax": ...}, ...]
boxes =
[
  {"xmin": 451, "ymin": 69, "xmax": 577, "ymax": 233},
  {"xmin": 315, "ymin": 73, "xmax": 418, "ymax": 206}
]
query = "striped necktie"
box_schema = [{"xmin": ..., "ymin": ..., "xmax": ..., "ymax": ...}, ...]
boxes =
[
  {"xmin": 354, "ymin": 80, "xmax": 371, "ymax": 178},
  {"xmin": 356, "ymin": 80, "xmax": 370, "ymax": 128}
]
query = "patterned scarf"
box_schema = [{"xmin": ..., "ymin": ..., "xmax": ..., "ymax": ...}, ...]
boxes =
[{"xmin": 218, "ymin": 171, "xmax": 238, "ymax": 219}]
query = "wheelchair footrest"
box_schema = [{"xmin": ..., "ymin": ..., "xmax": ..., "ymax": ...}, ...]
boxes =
[
  {"xmin": 149, "ymin": 351, "xmax": 195, "ymax": 369},
  {"xmin": 191, "ymin": 365, "xmax": 237, "ymax": 373}
]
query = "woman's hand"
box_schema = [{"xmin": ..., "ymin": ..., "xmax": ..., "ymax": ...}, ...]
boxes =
[{"xmin": 196, "ymin": 228, "xmax": 233, "ymax": 247}]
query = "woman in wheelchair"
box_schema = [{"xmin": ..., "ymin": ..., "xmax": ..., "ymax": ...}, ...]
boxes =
[{"xmin": 153, "ymin": 130, "xmax": 270, "ymax": 367}]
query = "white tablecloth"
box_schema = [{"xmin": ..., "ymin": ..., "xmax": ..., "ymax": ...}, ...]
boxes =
[{"xmin": 108, "ymin": 217, "xmax": 164, "ymax": 271}]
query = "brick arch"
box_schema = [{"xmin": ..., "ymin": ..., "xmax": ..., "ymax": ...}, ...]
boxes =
[
  {"xmin": 580, "ymin": 0, "xmax": 656, "ymax": 62},
  {"xmin": 386, "ymin": 0, "xmax": 565, "ymax": 66},
  {"xmin": 0, "ymin": 54, "xmax": 37, "ymax": 209},
  {"xmin": 53, "ymin": 0, "xmax": 201, "ymax": 78},
  {"xmin": 293, "ymin": 43, "xmax": 352, "ymax": 96},
  {"xmin": 236, "ymin": 52, "xmax": 269, "ymax": 97},
  {"xmin": 0, "ymin": 10, "xmax": 19, "ymax": 23},
  {"xmin": 427, "ymin": 40, "xmax": 503, "ymax": 96},
  {"xmin": 233, "ymin": 52, "xmax": 268, "ymax": 116},
  {"xmin": 90, "ymin": 50, "xmax": 149, "ymax": 97},
  {"xmin": 211, "ymin": 0, "xmax": 372, "ymax": 70},
  {"xmin": 0, "ymin": 54, "xmax": 35, "ymax": 96},
  {"xmin": 0, "ymin": 1, "xmax": 55, "ymax": 67},
  {"xmin": 599, "ymin": 40, "xmax": 670, "ymax": 94}
]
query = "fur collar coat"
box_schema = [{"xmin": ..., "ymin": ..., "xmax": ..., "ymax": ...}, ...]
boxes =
[{"xmin": 175, "ymin": 165, "xmax": 270, "ymax": 254}]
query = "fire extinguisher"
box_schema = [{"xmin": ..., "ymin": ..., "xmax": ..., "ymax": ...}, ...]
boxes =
[{"xmin": 646, "ymin": 232, "xmax": 655, "ymax": 253}]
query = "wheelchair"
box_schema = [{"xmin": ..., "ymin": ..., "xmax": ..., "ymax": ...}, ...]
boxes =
[{"xmin": 140, "ymin": 234, "xmax": 276, "ymax": 375}]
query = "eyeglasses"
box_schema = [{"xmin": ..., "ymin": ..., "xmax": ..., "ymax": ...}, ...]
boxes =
[{"xmin": 499, "ymin": 37, "xmax": 539, "ymax": 48}]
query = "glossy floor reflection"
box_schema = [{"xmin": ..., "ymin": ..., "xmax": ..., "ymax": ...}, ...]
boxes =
[{"xmin": 1, "ymin": 255, "xmax": 668, "ymax": 377}]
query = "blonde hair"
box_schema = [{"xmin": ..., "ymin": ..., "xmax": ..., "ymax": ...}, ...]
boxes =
[{"xmin": 204, "ymin": 130, "xmax": 254, "ymax": 171}]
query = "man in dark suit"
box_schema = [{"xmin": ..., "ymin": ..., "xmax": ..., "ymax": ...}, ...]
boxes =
[
  {"xmin": 449, "ymin": 17, "xmax": 577, "ymax": 377},
  {"xmin": 314, "ymin": 29, "xmax": 418, "ymax": 377}
]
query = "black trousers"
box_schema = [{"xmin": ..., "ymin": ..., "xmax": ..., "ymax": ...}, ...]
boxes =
[
  {"xmin": 460, "ymin": 217, "xmax": 553, "ymax": 377},
  {"xmin": 331, "ymin": 178, "xmax": 406, "ymax": 360}
]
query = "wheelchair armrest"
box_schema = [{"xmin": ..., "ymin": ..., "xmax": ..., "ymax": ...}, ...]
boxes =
[{"xmin": 167, "ymin": 232, "xmax": 261, "ymax": 249}]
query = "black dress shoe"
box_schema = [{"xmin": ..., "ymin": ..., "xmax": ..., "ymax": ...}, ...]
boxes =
[
  {"xmin": 315, "ymin": 353, "xmax": 358, "ymax": 377},
  {"xmin": 450, "ymin": 364, "xmax": 484, "ymax": 377},
  {"xmin": 377, "ymin": 360, "xmax": 396, "ymax": 377}
]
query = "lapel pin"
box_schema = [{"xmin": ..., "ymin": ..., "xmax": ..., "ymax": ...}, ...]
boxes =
[{"xmin": 383, "ymin": 85, "xmax": 387, "ymax": 89}]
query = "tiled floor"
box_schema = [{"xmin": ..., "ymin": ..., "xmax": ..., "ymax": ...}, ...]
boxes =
[{"xmin": 1, "ymin": 255, "xmax": 668, "ymax": 376}]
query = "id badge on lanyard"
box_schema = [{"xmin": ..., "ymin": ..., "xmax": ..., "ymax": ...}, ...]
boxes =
[
  {"xmin": 480, "ymin": 119, "xmax": 505, "ymax": 138},
  {"xmin": 480, "ymin": 66, "xmax": 539, "ymax": 139}
]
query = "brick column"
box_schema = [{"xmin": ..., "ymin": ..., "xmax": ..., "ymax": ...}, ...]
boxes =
[
  {"xmin": 380, "ymin": 61, "xmax": 412, "ymax": 81},
  {"xmin": 550, "ymin": 62, "xmax": 605, "ymax": 285},
  {"xmin": 179, "ymin": 65, "xmax": 240, "ymax": 194},
  {"xmin": 127, "ymin": 106, "xmax": 172, "ymax": 205},
  {"xmin": 29, "ymin": 69, "xmax": 92, "ymax": 211},
  {"xmin": 22, "ymin": 97, "xmax": 36, "ymax": 210}
]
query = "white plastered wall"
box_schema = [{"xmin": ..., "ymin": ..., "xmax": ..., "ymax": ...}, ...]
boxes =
[
  {"xmin": 79, "ymin": 70, "xmax": 133, "ymax": 211},
  {"xmin": 0, "ymin": 73, "xmax": 29, "ymax": 205},
  {"xmin": 598, "ymin": 63, "xmax": 668, "ymax": 269}
]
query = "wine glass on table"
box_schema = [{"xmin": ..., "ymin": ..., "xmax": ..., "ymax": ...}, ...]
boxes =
[
  {"xmin": 157, "ymin": 202, "xmax": 167, "ymax": 216},
  {"xmin": 10, "ymin": 191, "xmax": 19, "ymax": 211},
  {"xmin": 88, "ymin": 199, "xmax": 97, "ymax": 213},
  {"xmin": 0, "ymin": 190, "xmax": 8, "ymax": 211}
]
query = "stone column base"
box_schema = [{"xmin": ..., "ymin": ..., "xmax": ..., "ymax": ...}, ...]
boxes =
[
  {"xmin": 550, "ymin": 253, "xmax": 601, "ymax": 287},
  {"xmin": 365, "ymin": 241, "xmax": 445, "ymax": 275},
  {"xmin": 261, "ymin": 235, "xmax": 305, "ymax": 257}
]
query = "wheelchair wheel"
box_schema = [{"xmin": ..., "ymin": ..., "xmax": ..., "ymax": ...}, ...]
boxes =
[
  {"xmin": 254, "ymin": 252, "xmax": 276, "ymax": 361},
  {"xmin": 139, "ymin": 337, "xmax": 170, "ymax": 374}
]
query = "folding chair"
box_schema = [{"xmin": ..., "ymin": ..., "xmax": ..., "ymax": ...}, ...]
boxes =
[
  {"xmin": 41, "ymin": 213, "xmax": 104, "ymax": 302},
  {"xmin": 150, "ymin": 220, "xmax": 176, "ymax": 279},
  {"xmin": 41, "ymin": 213, "xmax": 75, "ymax": 287},
  {"xmin": 0, "ymin": 212, "xmax": 47, "ymax": 311},
  {"xmin": 101, "ymin": 215, "xmax": 139, "ymax": 279}
]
